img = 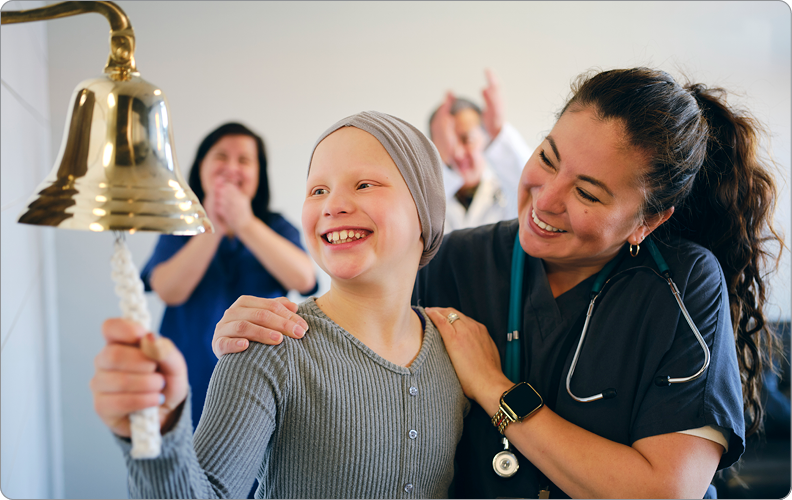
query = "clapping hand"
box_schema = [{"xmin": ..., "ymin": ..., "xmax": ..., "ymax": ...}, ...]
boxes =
[{"xmin": 212, "ymin": 178, "xmax": 255, "ymax": 235}]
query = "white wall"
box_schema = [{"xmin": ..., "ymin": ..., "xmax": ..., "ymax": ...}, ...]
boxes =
[
  {"xmin": 0, "ymin": 1, "xmax": 62, "ymax": 498},
  {"xmin": 0, "ymin": 1, "xmax": 789, "ymax": 498}
]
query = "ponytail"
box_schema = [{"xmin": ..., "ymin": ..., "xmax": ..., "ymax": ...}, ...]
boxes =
[{"xmin": 671, "ymin": 84, "xmax": 785, "ymax": 435}]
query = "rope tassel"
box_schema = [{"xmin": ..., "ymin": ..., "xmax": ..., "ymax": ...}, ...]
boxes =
[{"xmin": 111, "ymin": 233, "xmax": 161, "ymax": 459}]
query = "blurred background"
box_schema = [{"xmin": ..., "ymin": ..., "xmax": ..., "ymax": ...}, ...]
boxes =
[{"xmin": 1, "ymin": 1, "xmax": 789, "ymax": 498}]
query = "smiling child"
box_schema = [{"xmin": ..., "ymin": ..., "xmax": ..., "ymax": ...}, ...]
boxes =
[{"xmin": 91, "ymin": 111, "xmax": 468, "ymax": 499}]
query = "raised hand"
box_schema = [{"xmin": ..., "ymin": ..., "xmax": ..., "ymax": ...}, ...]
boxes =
[
  {"xmin": 430, "ymin": 91, "xmax": 461, "ymax": 166},
  {"xmin": 481, "ymin": 68, "xmax": 505, "ymax": 141}
]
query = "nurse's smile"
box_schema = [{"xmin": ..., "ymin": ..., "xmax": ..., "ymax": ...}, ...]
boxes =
[{"xmin": 530, "ymin": 209, "xmax": 567, "ymax": 235}]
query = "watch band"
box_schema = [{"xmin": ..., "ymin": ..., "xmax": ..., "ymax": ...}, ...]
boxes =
[{"xmin": 492, "ymin": 407, "xmax": 515, "ymax": 434}]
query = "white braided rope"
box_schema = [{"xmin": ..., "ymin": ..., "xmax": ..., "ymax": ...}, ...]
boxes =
[{"xmin": 111, "ymin": 235, "xmax": 161, "ymax": 459}]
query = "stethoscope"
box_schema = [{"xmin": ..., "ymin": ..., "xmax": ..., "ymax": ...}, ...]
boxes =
[{"xmin": 493, "ymin": 233, "xmax": 711, "ymax": 479}]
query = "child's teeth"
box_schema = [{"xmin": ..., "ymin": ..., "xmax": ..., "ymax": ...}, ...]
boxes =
[{"xmin": 326, "ymin": 230, "xmax": 370, "ymax": 244}]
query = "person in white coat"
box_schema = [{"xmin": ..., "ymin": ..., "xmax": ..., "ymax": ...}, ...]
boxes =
[{"xmin": 429, "ymin": 70, "xmax": 532, "ymax": 232}]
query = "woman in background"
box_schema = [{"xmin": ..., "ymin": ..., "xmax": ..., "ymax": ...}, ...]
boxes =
[{"xmin": 141, "ymin": 122, "xmax": 317, "ymax": 429}]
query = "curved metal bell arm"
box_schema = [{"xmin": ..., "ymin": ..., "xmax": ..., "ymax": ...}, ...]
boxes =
[{"xmin": 1, "ymin": 1, "xmax": 137, "ymax": 80}]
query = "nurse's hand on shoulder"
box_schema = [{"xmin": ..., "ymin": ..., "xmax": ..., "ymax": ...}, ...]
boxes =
[
  {"xmin": 90, "ymin": 318, "xmax": 188, "ymax": 437},
  {"xmin": 426, "ymin": 307, "xmax": 512, "ymax": 404},
  {"xmin": 212, "ymin": 295, "xmax": 310, "ymax": 358}
]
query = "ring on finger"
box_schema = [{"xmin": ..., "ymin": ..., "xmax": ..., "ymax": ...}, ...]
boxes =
[{"xmin": 447, "ymin": 312, "xmax": 460, "ymax": 325}]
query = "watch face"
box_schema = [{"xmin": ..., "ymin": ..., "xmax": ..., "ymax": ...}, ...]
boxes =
[{"xmin": 503, "ymin": 383, "xmax": 543, "ymax": 418}]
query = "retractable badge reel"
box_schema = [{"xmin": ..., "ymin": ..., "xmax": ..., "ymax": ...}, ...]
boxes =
[{"xmin": 493, "ymin": 437, "xmax": 519, "ymax": 477}]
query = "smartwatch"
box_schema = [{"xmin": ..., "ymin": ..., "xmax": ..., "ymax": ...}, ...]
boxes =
[{"xmin": 491, "ymin": 382, "xmax": 544, "ymax": 434}]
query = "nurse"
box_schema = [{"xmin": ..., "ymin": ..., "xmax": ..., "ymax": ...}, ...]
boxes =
[{"xmin": 211, "ymin": 68, "xmax": 784, "ymax": 498}]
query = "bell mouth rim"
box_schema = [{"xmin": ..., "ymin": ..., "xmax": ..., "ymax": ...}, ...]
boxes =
[{"xmin": 17, "ymin": 211, "xmax": 214, "ymax": 235}]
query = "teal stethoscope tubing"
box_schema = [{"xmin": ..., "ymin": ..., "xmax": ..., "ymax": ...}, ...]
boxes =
[
  {"xmin": 505, "ymin": 233, "xmax": 711, "ymax": 403},
  {"xmin": 505, "ymin": 233, "xmax": 525, "ymax": 383}
]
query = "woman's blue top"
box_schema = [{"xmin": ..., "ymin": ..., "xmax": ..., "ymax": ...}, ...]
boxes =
[
  {"xmin": 141, "ymin": 213, "xmax": 317, "ymax": 429},
  {"xmin": 413, "ymin": 218, "xmax": 745, "ymax": 499}
]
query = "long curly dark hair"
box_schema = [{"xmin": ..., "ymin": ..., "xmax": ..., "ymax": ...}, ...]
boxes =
[{"xmin": 561, "ymin": 67, "xmax": 785, "ymax": 436}]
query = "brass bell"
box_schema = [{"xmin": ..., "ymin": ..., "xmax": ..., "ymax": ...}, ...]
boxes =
[
  {"xmin": 17, "ymin": 74, "xmax": 212, "ymax": 235},
  {"xmin": 5, "ymin": 1, "xmax": 212, "ymax": 235}
]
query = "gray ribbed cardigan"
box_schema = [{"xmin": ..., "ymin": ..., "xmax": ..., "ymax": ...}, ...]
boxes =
[{"xmin": 117, "ymin": 299, "xmax": 469, "ymax": 499}]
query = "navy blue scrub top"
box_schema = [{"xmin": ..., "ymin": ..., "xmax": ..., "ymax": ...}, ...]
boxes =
[
  {"xmin": 413, "ymin": 218, "xmax": 745, "ymax": 499},
  {"xmin": 141, "ymin": 213, "xmax": 318, "ymax": 430}
]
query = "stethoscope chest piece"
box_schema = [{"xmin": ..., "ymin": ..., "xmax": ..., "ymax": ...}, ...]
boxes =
[{"xmin": 493, "ymin": 437, "xmax": 519, "ymax": 478}]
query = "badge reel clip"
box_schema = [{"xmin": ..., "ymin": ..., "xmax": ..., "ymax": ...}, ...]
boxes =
[{"xmin": 493, "ymin": 436, "xmax": 519, "ymax": 478}]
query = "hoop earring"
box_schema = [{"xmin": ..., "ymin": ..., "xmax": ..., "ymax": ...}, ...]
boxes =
[{"xmin": 629, "ymin": 243, "xmax": 640, "ymax": 257}]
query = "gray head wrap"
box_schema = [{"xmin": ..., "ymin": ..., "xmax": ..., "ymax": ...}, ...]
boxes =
[{"xmin": 309, "ymin": 111, "xmax": 445, "ymax": 268}]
